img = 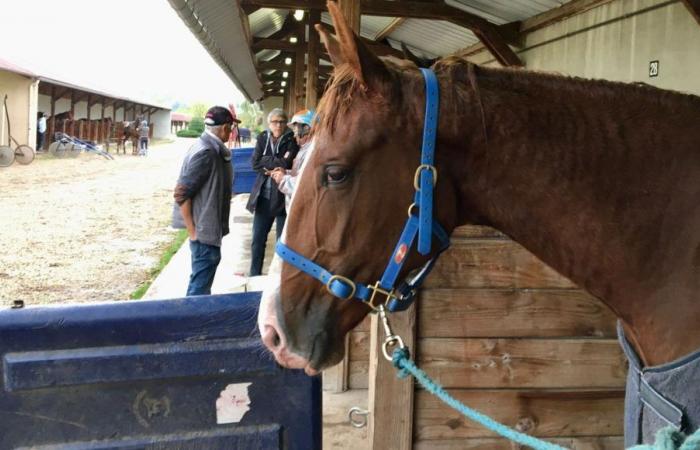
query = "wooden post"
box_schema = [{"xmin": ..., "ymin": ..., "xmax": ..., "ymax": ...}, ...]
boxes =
[
  {"xmin": 338, "ymin": 0, "xmax": 361, "ymax": 36},
  {"xmin": 286, "ymin": 50, "xmax": 296, "ymax": 114},
  {"xmin": 367, "ymin": 302, "xmax": 416, "ymax": 450},
  {"xmin": 69, "ymin": 91, "xmax": 76, "ymax": 136},
  {"xmin": 99, "ymin": 100, "xmax": 105, "ymax": 143},
  {"xmin": 87, "ymin": 95, "xmax": 93, "ymax": 141},
  {"xmin": 293, "ymin": 17, "xmax": 306, "ymax": 113},
  {"xmin": 48, "ymin": 86, "xmax": 56, "ymax": 149},
  {"xmin": 305, "ymin": 9, "xmax": 321, "ymax": 108}
]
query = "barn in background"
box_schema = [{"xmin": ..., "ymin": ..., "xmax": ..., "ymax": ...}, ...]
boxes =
[{"xmin": 0, "ymin": 57, "xmax": 171, "ymax": 152}]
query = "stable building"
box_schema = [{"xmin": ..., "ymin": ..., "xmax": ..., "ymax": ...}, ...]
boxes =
[
  {"xmin": 0, "ymin": 57, "xmax": 172, "ymax": 151},
  {"xmin": 169, "ymin": 1, "xmax": 700, "ymax": 448}
]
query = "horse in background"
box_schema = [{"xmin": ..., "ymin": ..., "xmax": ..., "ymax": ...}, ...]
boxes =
[
  {"xmin": 258, "ymin": 1, "xmax": 700, "ymax": 446},
  {"xmin": 114, "ymin": 121, "xmax": 140, "ymax": 154}
]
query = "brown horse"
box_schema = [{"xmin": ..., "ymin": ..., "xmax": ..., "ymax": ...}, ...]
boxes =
[{"xmin": 259, "ymin": 1, "xmax": 700, "ymax": 445}]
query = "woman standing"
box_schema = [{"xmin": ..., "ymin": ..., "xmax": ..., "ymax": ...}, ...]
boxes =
[{"xmin": 246, "ymin": 108, "xmax": 298, "ymax": 276}]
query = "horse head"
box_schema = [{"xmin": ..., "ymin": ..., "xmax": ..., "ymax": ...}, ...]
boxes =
[{"xmin": 258, "ymin": 0, "xmax": 465, "ymax": 374}]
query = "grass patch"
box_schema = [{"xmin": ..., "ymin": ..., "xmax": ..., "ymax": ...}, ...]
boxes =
[{"xmin": 130, "ymin": 229, "xmax": 189, "ymax": 299}]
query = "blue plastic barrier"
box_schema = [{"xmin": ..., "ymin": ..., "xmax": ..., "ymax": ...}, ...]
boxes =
[
  {"xmin": 232, "ymin": 147, "xmax": 256, "ymax": 194},
  {"xmin": 0, "ymin": 293, "xmax": 321, "ymax": 449}
]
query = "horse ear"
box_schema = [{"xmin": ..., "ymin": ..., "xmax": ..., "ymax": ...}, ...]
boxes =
[
  {"xmin": 315, "ymin": 24, "xmax": 345, "ymax": 67},
  {"xmin": 319, "ymin": 0, "xmax": 390, "ymax": 92}
]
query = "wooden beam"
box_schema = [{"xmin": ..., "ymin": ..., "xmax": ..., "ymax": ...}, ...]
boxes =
[
  {"xmin": 521, "ymin": 0, "xmax": 617, "ymax": 33},
  {"xmin": 306, "ymin": 9, "xmax": 322, "ymax": 108},
  {"xmin": 252, "ymin": 39, "xmax": 297, "ymax": 52},
  {"xmin": 368, "ymin": 303, "xmax": 416, "ymax": 450},
  {"xmin": 373, "ymin": 17, "xmax": 405, "ymax": 41},
  {"xmin": 242, "ymin": 0, "xmax": 521, "ymax": 65},
  {"xmin": 318, "ymin": 23, "xmax": 405, "ymax": 59},
  {"xmin": 242, "ymin": 4, "xmax": 261, "ymax": 15},
  {"xmin": 73, "ymin": 92, "xmax": 89, "ymax": 104},
  {"xmin": 242, "ymin": 0, "xmax": 498, "ymax": 25},
  {"xmin": 683, "ymin": 0, "xmax": 700, "ymax": 26},
  {"xmin": 469, "ymin": 27, "xmax": 521, "ymax": 66}
]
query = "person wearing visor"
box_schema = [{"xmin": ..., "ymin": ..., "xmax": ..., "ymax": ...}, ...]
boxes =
[
  {"xmin": 172, "ymin": 106, "xmax": 239, "ymax": 296},
  {"xmin": 270, "ymin": 109, "xmax": 315, "ymax": 212}
]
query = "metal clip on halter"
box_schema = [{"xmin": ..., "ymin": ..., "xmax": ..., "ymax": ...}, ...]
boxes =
[{"xmin": 378, "ymin": 305, "xmax": 406, "ymax": 361}]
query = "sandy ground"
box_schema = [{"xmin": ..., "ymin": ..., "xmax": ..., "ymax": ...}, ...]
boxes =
[{"xmin": 0, "ymin": 139, "xmax": 190, "ymax": 305}]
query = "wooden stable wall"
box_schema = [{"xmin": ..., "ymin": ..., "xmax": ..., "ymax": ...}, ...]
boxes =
[{"xmin": 342, "ymin": 225, "xmax": 626, "ymax": 449}]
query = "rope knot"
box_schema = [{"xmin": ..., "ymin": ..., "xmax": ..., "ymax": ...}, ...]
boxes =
[{"xmin": 391, "ymin": 347, "xmax": 411, "ymax": 379}]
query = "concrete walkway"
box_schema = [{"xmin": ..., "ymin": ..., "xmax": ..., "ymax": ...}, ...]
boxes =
[{"xmin": 144, "ymin": 193, "xmax": 276, "ymax": 299}]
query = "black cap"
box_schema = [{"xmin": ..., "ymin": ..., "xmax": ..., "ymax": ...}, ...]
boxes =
[{"xmin": 204, "ymin": 106, "xmax": 240, "ymax": 125}]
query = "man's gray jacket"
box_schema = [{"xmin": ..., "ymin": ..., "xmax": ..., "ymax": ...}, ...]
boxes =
[{"xmin": 172, "ymin": 132, "xmax": 233, "ymax": 247}]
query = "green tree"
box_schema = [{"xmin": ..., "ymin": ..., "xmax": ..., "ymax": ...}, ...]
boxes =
[
  {"xmin": 237, "ymin": 101, "xmax": 264, "ymax": 133},
  {"xmin": 187, "ymin": 103, "xmax": 208, "ymax": 120}
]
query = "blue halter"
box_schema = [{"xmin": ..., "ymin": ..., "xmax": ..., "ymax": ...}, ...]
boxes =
[{"xmin": 275, "ymin": 68, "xmax": 450, "ymax": 313}]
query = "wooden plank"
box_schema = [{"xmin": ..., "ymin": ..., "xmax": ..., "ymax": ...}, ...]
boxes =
[
  {"xmin": 323, "ymin": 389, "xmax": 369, "ymax": 450},
  {"xmin": 414, "ymin": 436, "xmax": 623, "ymax": 449},
  {"xmin": 451, "ymin": 225, "xmax": 505, "ymax": 239},
  {"xmin": 323, "ymin": 334, "xmax": 350, "ymax": 392},
  {"xmin": 418, "ymin": 289, "xmax": 616, "ymax": 338},
  {"xmin": 414, "ymin": 389, "xmax": 624, "ymax": 439},
  {"xmin": 349, "ymin": 337, "xmax": 625, "ymax": 390},
  {"xmin": 368, "ymin": 303, "xmax": 416, "ymax": 450},
  {"xmin": 424, "ymin": 240, "xmax": 576, "ymax": 289},
  {"xmin": 416, "ymin": 338, "xmax": 625, "ymax": 389}
]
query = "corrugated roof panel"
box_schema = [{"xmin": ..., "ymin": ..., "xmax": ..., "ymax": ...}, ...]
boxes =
[
  {"xmin": 249, "ymin": 8, "xmax": 288, "ymax": 37},
  {"xmin": 447, "ymin": 0, "xmax": 572, "ymax": 23},
  {"xmin": 168, "ymin": 0, "xmax": 263, "ymax": 100},
  {"xmin": 359, "ymin": 16, "xmax": 397, "ymax": 40},
  {"xmin": 389, "ymin": 19, "xmax": 479, "ymax": 57}
]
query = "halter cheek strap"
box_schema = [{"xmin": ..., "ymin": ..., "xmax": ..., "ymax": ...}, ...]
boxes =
[{"xmin": 276, "ymin": 68, "xmax": 450, "ymax": 313}]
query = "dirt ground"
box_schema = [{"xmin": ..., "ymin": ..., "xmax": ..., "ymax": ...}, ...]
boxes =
[{"xmin": 0, "ymin": 139, "xmax": 192, "ymax": 305}]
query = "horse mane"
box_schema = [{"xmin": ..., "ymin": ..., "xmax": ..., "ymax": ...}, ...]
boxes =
[
  {"xmin": 433, "ymin": 55, "xmax": 700, "ymax": 113},
  {"xmin": 315, "ymin": 57, "xmax": 416, "ymax": 137},
  {"xmin": 316, "ymin": 53, "xmax": 700, "ymax": 141}
]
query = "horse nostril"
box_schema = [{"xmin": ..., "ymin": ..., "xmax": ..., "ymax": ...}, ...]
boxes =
[{"xmin": 263, "ymin": 325, "xmax": 283, "ymax": 351}]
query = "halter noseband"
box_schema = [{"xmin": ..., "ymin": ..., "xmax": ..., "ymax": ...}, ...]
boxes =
[{"xmin": 276, "ymin": 68, "xmax": 450, "ymax": 313}]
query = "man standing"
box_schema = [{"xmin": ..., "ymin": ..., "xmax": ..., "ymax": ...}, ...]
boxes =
[
  {"xmin": 36, "ymin": 112, "xmax": 47, "ymax": 152},
  {"xmin": 246, "ymin": 108, "xmax": 298, "ymax": 276},
  {"xmin": 172, "ymin": 106, "xmax": 239, "ymax": 296}
]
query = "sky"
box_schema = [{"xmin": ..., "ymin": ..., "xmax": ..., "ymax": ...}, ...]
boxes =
[{"xmin": 0, "ymin": 0, "xmax": 245, "ymax": 109}]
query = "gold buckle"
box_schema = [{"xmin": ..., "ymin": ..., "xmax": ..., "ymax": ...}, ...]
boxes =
[
  {"xmin": 367, "ymin": 281, "xmax": 397, "ymax": 312},
  {"xmin": 413, "ymin": 164, "xmax": 438, "ymax": 191},
  {"xmin": 326, "ymin": 275, "xmax": 356, "ymax": 300}
]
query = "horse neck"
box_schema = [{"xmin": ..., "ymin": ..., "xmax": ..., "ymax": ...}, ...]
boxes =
[{"xmin": 438, "ymin": 68, "xmax": 700, "ymax": 365}]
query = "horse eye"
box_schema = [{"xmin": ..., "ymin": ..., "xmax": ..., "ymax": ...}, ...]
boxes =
[{"xmin": 324, "ymin": 166, "xmax": 348, "ymax": 185}]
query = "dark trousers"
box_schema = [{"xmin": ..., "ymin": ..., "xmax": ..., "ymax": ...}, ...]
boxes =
[
  {"xmin": 250, "ymin": 196, "xmax": 286, "ymax": 276},
  {"xmin": 36, "ymin": 131, "xmax": 45, "ymax": 151},
  {"xmin": 187, "ymin": 240, "xmax": 221, "ymax": 296}
]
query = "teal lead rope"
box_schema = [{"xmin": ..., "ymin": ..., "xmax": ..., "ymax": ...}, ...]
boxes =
[
  {"xmin": 391, "ymin": 347, "xmax": 700, "ymax": 450},
  {"xmin": 391, "ymin": 347, "xmax": 567, "ymax": 450}
]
